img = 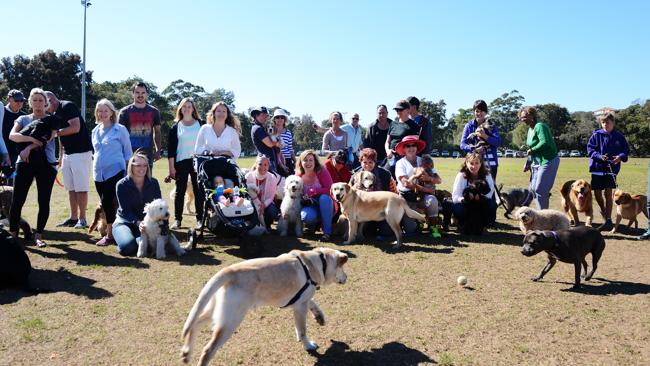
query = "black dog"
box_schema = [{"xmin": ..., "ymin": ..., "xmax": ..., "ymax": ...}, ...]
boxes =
[
  {"xmin": 467, "ymin": 119, "xmax": 497, "ymax": 152},
  {"xmin": 0, "ymin": 226, "xmax": 32, "ymax": 291},
  {"xmin": 461, "ymin": 179, "xmax": 491, "ymax": 235},
  {"xmin": 18, "ymin": 115, "xmax": 62, "ymax": 163},
  {"xmin": 499, "ymin": 184, "xmax": 533, "ymax": 219},
  {"xmin": 521, "ymin": 226, "xmax": 606, "ymax": 289}
]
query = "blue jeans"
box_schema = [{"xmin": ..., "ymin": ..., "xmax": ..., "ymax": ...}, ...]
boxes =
[
  {"xmin": 530, "ymin": 156, "xmax": 560, "ymax": 209},
  {"xmin": 113, "ymin": 221, "xmax": 140, "ymax": 256},
  {"xmin": 264, "ymin": 202, "xmax": 280, "ymax": 228},
  {"xmin": 301, "ymin": 195, "xmax": 334, "ymax": 235}
]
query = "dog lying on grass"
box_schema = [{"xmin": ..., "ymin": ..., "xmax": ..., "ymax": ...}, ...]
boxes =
[
  {"xmin": 521, "ymin": 226, "xmax": 605, "ymax": 289},
  {"xmin": 180, "ymin": 247, "xmax": 348, "ymax": 365}
]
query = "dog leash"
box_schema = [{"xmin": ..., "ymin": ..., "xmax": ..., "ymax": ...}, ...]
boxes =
[{"xmin": 281, "ymin": 253, "xmax": 327, "ymax": 308}]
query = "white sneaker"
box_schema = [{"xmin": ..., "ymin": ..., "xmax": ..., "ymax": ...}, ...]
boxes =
[{"xmin": 74, "ymin": 219, "xmax": 88, "ymax": 229}]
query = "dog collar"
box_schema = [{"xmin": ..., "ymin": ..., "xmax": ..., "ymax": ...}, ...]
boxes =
[{"xmin": 281, "ymin": 254, "xmax": 322, "ymax": 308}]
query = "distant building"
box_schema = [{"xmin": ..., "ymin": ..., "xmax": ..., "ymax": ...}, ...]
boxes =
[{"xmin": 593, "ymin": 107, "xmax": 617, "ymax": 118}]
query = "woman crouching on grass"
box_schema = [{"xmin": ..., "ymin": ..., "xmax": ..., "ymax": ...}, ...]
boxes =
[
  {"xmin": 295, "ymin": 150, "xmax": 335, "ymax": 241},
  {"xmin": 91, "ymin": 99, "xmax": 132, "ymax": 246},
  {"xmin": 445, "ymin": 152, "xmax": 496, "ymax": 234},
  {"xmin": 113, "ymin": 151, "xmax": 162, "ymax": 256}
]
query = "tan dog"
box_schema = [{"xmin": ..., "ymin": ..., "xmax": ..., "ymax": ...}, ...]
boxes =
[
  {"xmin": 180, "ymin": 247, "xmax": 348, "ymax": 365},
  {"xmin": 170, "ymin": 185, "xmax": 196, "ymax": 215},
  {"xmin": 331, "ymin": 182, "xmax": 425, "ymax": 249},
  {"xmin": 612, "ymin": 189, "xmax": 648, "ymax": 233},
  {"xmin": 351, "ymin": 170, "xmax": 376, "ymax": 192},
  {"xmin": 560, "ymin": 179, "xmax": 594, "ymax": 226},
  {"xmin": 88, "ymin": 203, "xmax": 108, "ymax": 237}
]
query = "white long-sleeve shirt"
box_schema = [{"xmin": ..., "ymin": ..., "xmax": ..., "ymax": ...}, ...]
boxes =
[
  {"xmin": 451, "ymin": 172, "xmax": 495, "ymax": 203},
  {"xmin": 194, "ymin": 124, "xmax": 241, "ymax": 161}
]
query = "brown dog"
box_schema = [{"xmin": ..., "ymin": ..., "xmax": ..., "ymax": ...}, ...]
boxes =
[
  {"xmin": 88, "ymin": 203, "xmax": 108, "ymax": 237},
  {"xmin": 612, "ymin": 189, "xmax": 648, "ymax": 233},
  {"xmin": 560, "ymin": 179, "xmax": 593, "ymax": 226}
]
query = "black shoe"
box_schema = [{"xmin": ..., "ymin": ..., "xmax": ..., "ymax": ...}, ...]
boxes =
[
  {"xmin": 638, "ymin": 230, "xmax": 650, "ymax": 240},
  {"xmin": 597, "ymin": 219, "xmax": 613, "ymax": 232},
  {"xmin": 56, "ymin": 218, "xmax": 78, "ymax": 227}
]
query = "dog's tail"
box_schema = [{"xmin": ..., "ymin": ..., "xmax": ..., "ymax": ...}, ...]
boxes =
[
  {"xmin": 401, "ymin": 201, "xmax": 426, "ymax": 222},
  {"xmin": 181, "ymin": 269, "xmax": 230, "ymax": 361}
]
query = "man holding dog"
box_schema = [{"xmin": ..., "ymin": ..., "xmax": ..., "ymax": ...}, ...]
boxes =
[
  {"xmin": 250, "ymin": 106, "xmax": 282, "ymax": 174},
  {"xmin": 46, "ymin": 91, "xmax": 93, "ymax": 229}
]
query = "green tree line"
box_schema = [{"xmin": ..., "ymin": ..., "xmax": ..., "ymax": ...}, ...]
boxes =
[{"xmin": 2, "ymin": 51, "xmax": 648, "ymax": 155}]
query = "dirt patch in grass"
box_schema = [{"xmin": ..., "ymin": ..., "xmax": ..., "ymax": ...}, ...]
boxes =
[{"xmin": 1, "ymin": 158, "xmax": 650, "ymax": 365}]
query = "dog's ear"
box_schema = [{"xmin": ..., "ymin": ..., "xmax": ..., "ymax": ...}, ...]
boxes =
[
  {"xmin": 345, "ymin": 183, "xmax": 351, "ymax": 193},
  {"xmin": 337, "ymin": 252, "xmax": 348, "ymax": 266}
]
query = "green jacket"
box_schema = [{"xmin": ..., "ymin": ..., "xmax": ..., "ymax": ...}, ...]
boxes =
[{"xmin": 526, "ymin": 121, "xmax": 558, "ymax": 165}]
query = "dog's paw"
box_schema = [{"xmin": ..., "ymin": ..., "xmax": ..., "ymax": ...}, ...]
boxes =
[
  {"xmin": 303, "ymin": 340, "xmax": 318, "ymax": 351},
  {"xmin": 531, "ymin": 276, "xmax": 541, "ymax": 282},
  {"xmin": 314, "ymin": 313, "xmax": 325, "ymax": 326}
]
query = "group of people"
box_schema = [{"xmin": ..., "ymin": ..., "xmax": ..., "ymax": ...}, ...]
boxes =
[{"xmin": 1, "ymin": 83, "xmax": 646, "ymax": 256}]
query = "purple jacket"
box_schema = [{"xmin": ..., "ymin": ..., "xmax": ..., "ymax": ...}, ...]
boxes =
[
  {"xmin": 460, "ymin": 119, "xmax": 501, "ymax": 167},
  {"xmin": 587, "ymin": 129, "xmax": 629, "ymax": 175}
]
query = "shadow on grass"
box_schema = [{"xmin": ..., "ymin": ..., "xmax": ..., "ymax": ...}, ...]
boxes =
[
  {"xmin": 178, "ymin": 246, "xmax": 221, "ymax": 266},
  {"xmin": 557, "ymin": 278, "xmax": 650, "ymax": 296},
  {"xmin": 0, "ymin": 266, "xmax": 112, "ymax": 305},
  {"xmin": 45, "ymin": 229, "xmax": 97, "ymax": 245},
  {"xmin": 27, "ymin": 244, "xmax": 150, "ymax": 269},
  {"xmin": 454, "ymin": 229, "xmax": 524, "ymax": 247},
  {"xmin": 311, "ymin": 340, "xmax": 434, "ymax": 365}
]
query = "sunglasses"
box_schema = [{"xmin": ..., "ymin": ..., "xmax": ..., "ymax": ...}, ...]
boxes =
[
  {"xmin": 405, "ymin": 144, "xmax": 417, "ymax": 148},
  {"xmin": 352, "ymin": 117, "xmax": 359, "ymax": 120},
  {"xmin": 274, "ymin": 116, "xmax": 286, "ymax": 120}
]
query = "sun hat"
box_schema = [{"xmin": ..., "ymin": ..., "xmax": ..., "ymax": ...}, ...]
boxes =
[
  {"xmin": 272, "ymin": 108, "xmax": 289, "ymax": 119},
  {"xmin": 395, "ymin": 135, "xmax": 426, "ymax": 156}
]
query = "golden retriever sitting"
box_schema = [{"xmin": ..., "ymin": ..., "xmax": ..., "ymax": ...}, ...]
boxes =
[
  {"xmin": 560, "ymin": 179, "xmax": 594, "ymax": 226},
  {"xmin": 612, "ymin": 189, "xmax": 648, "ymax": 233},
  {"xmin": 331, "ymin": 182, "xmax": 425, "ymax": 249},
  {"xmin": 180, "ymin": 248, "xmax": 348, "ymax": 365}
]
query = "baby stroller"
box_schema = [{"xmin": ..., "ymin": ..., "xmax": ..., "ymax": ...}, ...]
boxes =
[{"xmin": 188, "ymin": 155, "xmax": 262, "ymax": 255}]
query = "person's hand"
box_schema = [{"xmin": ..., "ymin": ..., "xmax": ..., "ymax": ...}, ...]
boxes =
[
  {"xmin": 612, "ymin": 155, "xmax": 622, "ymax": 165},
  {"xmin": 1, "ymin": 155, "xmax": 10, "ymax": 167},
  {"xmin": 19, "ymin": 147, "xmax": 31, "ymax": 163},
  {"xmin": 30, "ymin": 137, "xmax": 44, "ymax": 147},
  {"xmin": 526, "ymin": 149, "xmax": 532, "ymax": 156},
  {"xmin": 153, "ymin": 150, "xmax": 161, "ymax": 161},
  {"xmin": 601, "ymin": 154, "xmax": 609, "ymax": 162},
  {"xmin": 387, "ymin": 150, "xmax": 394, "ymax": 159},
  {"xmin": 169, "ymin": 166, "xmax": 176, "ymax": 180},
  {"xmin": 138, "ymin": 221, "xmax": 145, "ymax": 233}
]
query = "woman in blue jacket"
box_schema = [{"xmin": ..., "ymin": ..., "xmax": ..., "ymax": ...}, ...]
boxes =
[{"xmin": 587, "ymin": 112, "xmax": 629, "ymax": 231}]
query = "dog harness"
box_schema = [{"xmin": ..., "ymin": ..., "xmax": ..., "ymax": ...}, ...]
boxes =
[{"xmin": 281, "ymin": 253, "xmax": 328, "ymax": 308}]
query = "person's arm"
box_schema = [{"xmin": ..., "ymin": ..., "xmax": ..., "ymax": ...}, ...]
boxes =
[
  {"xmin": 451, "ymin": 173, "xmax": 465, "ymax": 203},
  {"xmin": 528, "ymin": 123, "xmax": 552, "ymax": 153},
  {"xmin": 485, "ymin": 175, "xmax": 495, "ymax": 199},
  {"xmin": 9, "ymin": 121, "xmax": 43, "ymax": 145},
  {"xmin": 322, "ymin": 131, "xmax": 329, "ymax": 151},
  {"xmin": 264, "ymin": 174, "xmax": 278, "ymax": 207},
  {"xmin": 57, "ymin": 117, "xmax": 80, "ymax": 137},
  {"xmin": 194, "ymin": 126, "xmax": 206, "ymax": 154},
  {"xmin": 153, "ymin": 125, "xmax": 162, "ymax": 160},
  {"xmin": 586, "ymin": 133, "xmax": 602, "ymax": 161},
  {"xmin": 363, "ymin": 124, "xmax": 372, "ymax": 149},
  {"xmin": 230, "ymin": 128, "xmax": 241, "ymax": 159},
  {"xmin": 388, "ymin": 177, "xmax": 397, "ymax": 193},
  {"xmin": 120, "ymin": 126, "xmax": 133, "ymax": 163},
  {"xmin": 422, "ymin": 119, "xmax": 433, "ymax": 153},
  {"xmin": 459, "ymin": 123, "xmax": 473, "ymax": 153},
  {"xmin": 167, "ymin": 124, "xmax": 177, "ymax": 178},
  {"xmin": 385, "ymin": 133, "xmax": 393, "ymax": 159}
]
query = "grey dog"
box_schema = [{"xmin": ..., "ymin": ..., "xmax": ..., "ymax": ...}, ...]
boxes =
[{"xmin": 499, "ymin": 184, "xmax": 533, "ymax": 219}]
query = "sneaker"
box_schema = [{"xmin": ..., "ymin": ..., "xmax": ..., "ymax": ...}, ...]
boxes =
[
  {"xmin": 320, "ymin": 234, "xmax": 331, "ymax": 242},
  {"xmin": 596, "ymin": 219, "xmax": 613, "ymax": 232},
  {"xmin": 195, "ymin": 221, "xmax": 203, "ymax": 230},
  {"xmin": 170, "ymin": 220, "xmax": 181, "ymax": 230},
  {"xmin": 96, "ymin": 236, "xmax": 110, "ymax": 246},
  {"xmin": 638, "ymin": 230, "xmax": 650, "ymax": 240},
  {"xmin": 74, "ymin": 219, "xmax": 88, "ymax": 229},
  {"xmin": 431, "ymin": 227, "xmax": 442, "ymax": 238},
  {"xmin": 56, "ymin": 218, "xmax": 78, "ymax": 227}
]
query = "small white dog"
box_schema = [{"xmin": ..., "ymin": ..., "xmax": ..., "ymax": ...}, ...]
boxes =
[
  {"xmin": 515, "ymin": 206, "xmax": 571, "ymax": 234},
  {"xmin": 137, "ymin": 198, "xmax": 186, "ymax": 259},
  {"xmin": 278, "ymin": 175, "xmax": 303, "ymax": 237}
]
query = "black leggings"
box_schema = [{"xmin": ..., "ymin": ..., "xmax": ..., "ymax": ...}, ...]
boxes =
[
  {"xmin": 10, "ymin": 161, "xmax": 56, "ymax": 233},
  {"xmin": 95, "ymin": 170, "xmax": 125, "ymax": 224},
  {"xmin": 174, "ymin": 159, "xmax": 204, "ymax": 222}
]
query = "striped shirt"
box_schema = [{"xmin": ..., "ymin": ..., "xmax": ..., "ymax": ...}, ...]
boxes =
[
  {"xmin": 176, "ymin": 121, "xmax": 201, "ymax": 162},
  {"xmin": 279, "ymin": 129, "xmax": 294, "ymax": 158}
]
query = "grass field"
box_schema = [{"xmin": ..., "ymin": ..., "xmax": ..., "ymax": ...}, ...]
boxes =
[{"xmin": 1, "ymin": 157, "xmax": 650, "ymax": 365}]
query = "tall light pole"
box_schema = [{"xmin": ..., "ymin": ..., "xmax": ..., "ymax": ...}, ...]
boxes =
[{"xmin": 81, "ymin": 0, "xmax": 91, "ymax": 120}]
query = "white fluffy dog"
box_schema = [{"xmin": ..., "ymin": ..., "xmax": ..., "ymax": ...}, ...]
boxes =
[
  {"xmin": 278, "ymin": 175, "xmax": 303, "ymax": 237},
  {"xmin": 515, "ymin": 206, "xmax": 571, "ymax": 234},
  {"xmin": 137, "ymin": 198, "xmax": 186, "ymax": 259}
]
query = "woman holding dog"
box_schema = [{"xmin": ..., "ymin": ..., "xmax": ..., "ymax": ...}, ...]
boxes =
[
  {"xmin": 460, "ymin": 99, "xmax": 501, "ymax": 179},
  {"xmin": 448, "ymin": 152, "xmax": 496, "ymax": 233},
  {"xmin": 8, "ymin": 88, "xmax": 57, "ymax": 247},
  {"xmin": 195, "ymin": 101, "xmax": 241, "ymax": 162},
  {"xmin": 295, "ymin": 150, "xmax": 335, "ymax": 241},
  {"xmin": 113, "ymin": 152, "xmax": 162, "ymax": 256},
  {"xmin": 168, "ymin": 98, "xmax": 204, "ymax": 230},
  {"xmin": 519, "ymin": 106, "xmax": 559, "ymax": 210},
  {"xmin": 91, "ymin": 99, "xmax": 132, "ymax": 246},
  {"xmin": 245, "ymin": 155, "xmax": 279, "ymax": 229}
]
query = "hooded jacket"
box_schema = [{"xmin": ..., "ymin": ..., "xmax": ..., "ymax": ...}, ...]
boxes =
[{"xmin": 587, "ymin": 129, "xmax": 629, "ymax": 175}]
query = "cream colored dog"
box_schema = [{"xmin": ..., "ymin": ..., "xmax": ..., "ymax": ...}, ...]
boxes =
[
  {"xmin": 180, "ymin": 247, "xmax": 348, "ymax": 365},
  {"xmin": 170, "ymin": 185, "xmax": 196, "ymax": 215},
  {"xmin": 351, "ymin": 170, "xmax": 377, "ymax": 192},
  {"xmin": 278, "ymin": 175, "xmax": 303, "ymax": 237},
  {"xmin": 330, "ymin": 182, "xmax": 425, "ymax": 249},
  {"xmin": 137, "ymin": 199, "xmax": 186, "ymax": 259},
  {"xmin": 515, "ymin": 206, "xmax": 571, "ymax": 234}
]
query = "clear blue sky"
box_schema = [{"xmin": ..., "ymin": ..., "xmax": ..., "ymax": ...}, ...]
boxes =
[{"xmin": 2, "ymin": 0, "xmax": 648, "ymax": 126}]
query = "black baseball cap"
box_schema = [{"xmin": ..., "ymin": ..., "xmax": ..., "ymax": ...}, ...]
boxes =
[
  {"xmin": 8, "ymin": 89, "xmax": 25, "ymax": 102},
  {"xmin": 250, "ymin": 106, "xmax": 269, "ymax": 117}
]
